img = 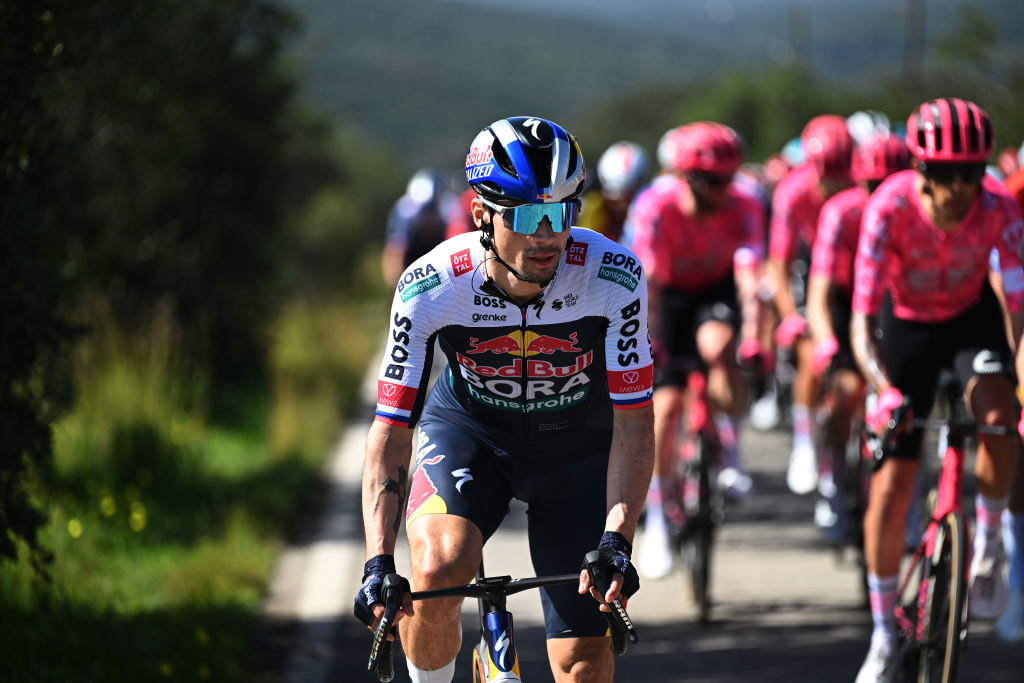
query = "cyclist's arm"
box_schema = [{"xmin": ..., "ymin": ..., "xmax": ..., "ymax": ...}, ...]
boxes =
[
  {"xmin": 604, "ymin": 405, "xmax": 655, "ymax": 542},
  {"xmin": 768, "ymin": 256, "xmax": 798, "ymax": 319},
  {"xmin": 734, "ymin": 197, "xmax": 766, "ymax": 343},
  {"xmin": 806, "ymin": 273, "xmax": 833, "ymax": 344},
  {"xmin": 850, "ymin": 311, "xmax": 890, "ymax": 392},
  {"xmin": 362, "ymin": 421, "xmax": 415, "ymax": 559}
]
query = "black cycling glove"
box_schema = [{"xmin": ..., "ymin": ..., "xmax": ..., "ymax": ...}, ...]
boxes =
[
  {"xmin": 353, "ymin": 554, "xmax": 397, "ymax": 626},
  {"xmin": 589, "ymin": 531, "xmax": 640, "ymax": 598}
]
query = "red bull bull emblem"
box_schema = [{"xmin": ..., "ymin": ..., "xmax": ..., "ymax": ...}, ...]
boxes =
[
  {"xmin": 406, "ymin": 455, "xmax": 447, "ymax": 527},
  {"xmin": 466, "ymin": 331, "xmax": 581, "ymax": 357}
]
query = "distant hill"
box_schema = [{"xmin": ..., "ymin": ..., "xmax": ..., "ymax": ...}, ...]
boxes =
[{"xmin": 282, "ymin": 0, "xmax": 1024, "ymax": 171}]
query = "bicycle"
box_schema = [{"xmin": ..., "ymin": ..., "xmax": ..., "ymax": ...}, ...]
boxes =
[
  {"xmin": 870, "ymin": 370, "xmax": 1016, "ymax": 683},
  {"xmin": 662, "ymin": 368, "xmax": 725, "ymax": 623},
  {"xmin": 366, "ymin": 551, "xmax": 638, "ymax": 682}
]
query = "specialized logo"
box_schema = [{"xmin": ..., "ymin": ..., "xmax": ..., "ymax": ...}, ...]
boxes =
[
  {"xmin": 406, "ymin": 455, "xmax": 447, "ymax": 527},
  {"xmin": 451, "ymin": 248, "xmax": 473, "ymax": 277},
  {"xmin": 452, "ymin": 468, "xmax": 473, "ymax": 493}
]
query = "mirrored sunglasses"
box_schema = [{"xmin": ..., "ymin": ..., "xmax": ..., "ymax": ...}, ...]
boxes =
[{"xmin": 498, "ymin": 200, "xmax": 581, "ymax": 235}]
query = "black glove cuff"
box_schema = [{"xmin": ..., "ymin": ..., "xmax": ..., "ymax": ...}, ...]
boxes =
[
  {"xmin": 362, "ymin": 554, "xmax": 396, "ymax": 582},
  {"xmin": 598, "ymin": 531, "xmax": 632, "ymax": 558}
]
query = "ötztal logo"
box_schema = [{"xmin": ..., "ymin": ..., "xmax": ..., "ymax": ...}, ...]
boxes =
[
  {"xmin": 566, "ymin": 241, "xmax": 587, "ymax": 266},
  {"xmin": 451, "ymin": 249, "xmax": 473, "ymax": 276}
]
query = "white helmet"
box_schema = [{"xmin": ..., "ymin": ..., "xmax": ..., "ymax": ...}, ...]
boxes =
[{"xmin": 597, "ymin": 141, "xmax": 650, "ymax": 200}]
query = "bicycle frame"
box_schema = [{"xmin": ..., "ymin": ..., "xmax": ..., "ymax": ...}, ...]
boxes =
[{"xmin": 367, "ymin": 552, "xmax": 637, "ymax": 682}]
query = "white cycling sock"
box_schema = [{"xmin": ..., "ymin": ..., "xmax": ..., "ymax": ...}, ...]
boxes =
[
  {"xmin": 791, "ymin": 404, "xmax": 812, "ymax": 449},
  {"xmin": 407, "ymin": 656, "xmax": 456, "ymax": 683},
  {"xmin": 975, "ymin": 493, "xmax": 1009, "ymax": 558},
  {"xmin": 867, "ymin": 572, "xmax": 899, "ymax": 654}
]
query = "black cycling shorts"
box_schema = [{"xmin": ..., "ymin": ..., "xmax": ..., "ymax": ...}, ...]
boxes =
[
  {"xmin": 829, "ymin": 289, "xmax": 858, "ymax": 374},
  {"xmin": 656, "ymin": 275, "xmax": 739, "ymax": 388},
  {"xmin": 406, "ymin": 412, "xmax": 610, "ymax": 639},
  {"xmin": 879, "ymin": 282, "xmax": 1015, "ymax": 460}
]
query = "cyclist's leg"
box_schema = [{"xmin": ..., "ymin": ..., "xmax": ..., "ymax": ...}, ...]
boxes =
[
  {"xmin": 402, "ymin": 421, "xmax": 512, "ymax": 673},
  {"xmin": 997, "ymin": 456, "xmax": 1024, "ymax": 641},
  {"xmin": 860, "ymin": 300, "xmax": 945, "ymax": 664},
  {"xmin": 692, "ymin": 279, "xmax": 750, "ymax": 495},
  {"xmin": 952, "ymin": 285, "xmax": 1018, "ymax": 618},
  {"xmin": 520, "ymin": 452, "xmax": 613, "ymax": 683},
  {"xmin": 640, "ymin": 287, "xmax": 696, "ymax": 577}
]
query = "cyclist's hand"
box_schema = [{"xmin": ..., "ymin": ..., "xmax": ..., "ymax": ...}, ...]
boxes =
[
  {"xmin": 774, "ymin": 312, "xmax": 809, "ymax": 350},
  {"xmin": 353, "ymin": 554, "xmax": 413, "ymax": 635},
  {"xmin": 737, "ymin": 338, "xmax": 762, "ymax": 368},
  {"xmin": 811, "ymin": 336, "xmax": 839, "ymax": 377},
  {"xmin": 865, "ymin": 387, "xmax": 907, "ymax": 436},
  {"xmin": 579, "ymin": 532, "xmax": 639, "ymax": 611}
]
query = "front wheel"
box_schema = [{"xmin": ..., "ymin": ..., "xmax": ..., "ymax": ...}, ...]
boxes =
[
  {"xmin": 917, "ymin": 512, "xmax": 967, "ymax": 683},
  {"xmin": 680, "ymin": 432, "xmax": 713, "ymax": 623}
]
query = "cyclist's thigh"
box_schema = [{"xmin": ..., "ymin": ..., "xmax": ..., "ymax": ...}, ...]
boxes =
[
  {"xmin": 951, "ymin": 281, "xmax": 1017, "ymax": 390},
  {"xmin": 694, "ymin": 277, "xmax": 739, "ymax": 363},
  {"xmin": 658, "ymin": 287, "xmax": 702, "ymax": 388},
  {"xmin": 406, "ymin": 418, "xmax": 512, "ymax": 542},
  {"xmin": 879, "ymin": 298, "xmax": 949, "ymax": 460},
  {"xmin": 517, "ymin": 450, "xmax": 610, "ymax": 639}
]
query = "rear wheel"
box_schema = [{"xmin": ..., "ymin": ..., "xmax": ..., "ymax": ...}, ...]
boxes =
[{"xmin": 917, "ymin": 512, "xmax": 967, "ymax": 683}]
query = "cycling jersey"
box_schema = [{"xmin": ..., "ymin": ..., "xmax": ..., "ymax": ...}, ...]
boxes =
[
  {"xmin": 852, "ymin": 171, "xmax": 1024, "ymax": 322},
  {"xmin": 629, "ymin": 178, "xmax": 765, "ymax": 290},
  {"xmin": 374, "ymin": 228, "xmax": 654, "ymax": 444},
  {"xmin": 810, "ymin": 186, "xmax": 868, "ymax": 295},
  {"xmin": 769, "ymin": 162, "xmax": 826, "ymax": 263}
]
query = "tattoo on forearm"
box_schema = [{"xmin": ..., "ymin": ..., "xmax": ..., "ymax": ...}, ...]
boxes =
[{"xmin": 382, "ymin": 466, "xmax": 408, "ymax": 535}]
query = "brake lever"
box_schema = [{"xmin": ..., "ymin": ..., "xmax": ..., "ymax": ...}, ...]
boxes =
[
  {"xmin": 584, "ymin": 550, "xmax": 639, "ymax": 655},
  {"xmin": 367, "ymin": 573, "xmax": 409, "ymax": 681}
]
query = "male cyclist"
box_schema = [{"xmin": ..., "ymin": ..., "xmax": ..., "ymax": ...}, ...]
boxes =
[
  {"xmin": 627, "ymin": 121, "xmax": 765, "ymax": 578},
  {"xmin": 354, "ymin": 116, "xmax": 655, "ymax": 683},
  {"xmin": 578, "ymin": 141, "xmax": 650, "ymax": 244},
  {"xmin": 382, "ymin": 168, "xmax": 454, "ymax": 289},
  {"xmin": 805, "ymin": 130, "xmax": 910, "ymax": 542},
  {"xmin": 769, "ymin": 115, "xmax": 856, "ymax": 498},
  {"xmin": 850, "ymin": 98, "xmax": 1024, "ymax": 682}
]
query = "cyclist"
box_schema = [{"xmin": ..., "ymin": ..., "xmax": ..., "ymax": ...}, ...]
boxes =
[
  {"xmin": 805, "ymin": 130, "xmax": 910, "ymax": 542},
  {"xmin": 382, "ymin": 168, "xmax": 454, "ymax": 288},
  {"xmin": 628, "ymin": 121, "xmax": 765, "ymax": 578},
  {"xmin": 850, "ymin": 97, "xmax": 1024, "ymax": 682},
  {"xmin": 768, "ymin": 114, "xmax": 856, "ymax": 497},
  {"xmin": 354, "ymin": 116, "xmax": 655, "ymax": 683},
  {"xmin": 578, "ymin": 141, "xmax": 651, "ymax": 243}
]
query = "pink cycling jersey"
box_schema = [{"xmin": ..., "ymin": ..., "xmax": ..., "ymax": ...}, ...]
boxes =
[
  {"xmin": 630, "ymin": 178, "xmax": 765, "ymax": 290},
  {"xmin": 810, "ymin": 186, "xmax": 868, "ymax": 295},
  {"xmin": 769, "ymin": 162, "xmax": 826, "ymax": 263},
  {"xmin": 852, "ymin": 171, "xmax": 1024, "ymax": 322}
]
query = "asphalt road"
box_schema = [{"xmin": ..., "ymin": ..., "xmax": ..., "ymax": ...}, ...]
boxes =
[{"xmin": 260, "ymin": 384, "xmax": 1021, "ymax": 683}]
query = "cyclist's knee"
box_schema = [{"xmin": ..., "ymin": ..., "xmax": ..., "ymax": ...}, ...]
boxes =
[{"xmin": 547, "ymin": 636, "xmax": 613, "ymax": 683}]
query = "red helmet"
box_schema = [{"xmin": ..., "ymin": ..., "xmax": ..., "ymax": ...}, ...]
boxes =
[
  {"xmin": 905, "ymin": 97, "xmax": 994, "ymax": 163},
  {"xmin": 660, "ymin": 122, "xmax": 744, "ymax": 175},
  {"xmin": 852, "ymin": 132, "xmax": 910, "ymax": 183},
  {"xmin": 801, "ymin": 114, "xmax": 854, "ymax": 179}
]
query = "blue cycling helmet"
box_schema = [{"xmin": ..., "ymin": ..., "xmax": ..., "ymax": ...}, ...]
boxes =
[{"xmin": 465, "ymin": 116, "xmax": 586, "ymax": 208}]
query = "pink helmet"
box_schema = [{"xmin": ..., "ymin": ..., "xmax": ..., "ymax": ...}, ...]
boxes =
[
  {"xmin": 801, "ymin": 114, "xmax": 854, "ymax": 179},
  {"xmin": 852, "ymin": 132, "xmax": 910, "ymax": 183},
  {"xmin": 660, "ymin": 122, "xmax": 744, "ymax": 175},
  {"xmin": 905, "ymin": 97, "xmax": 994, "ymax": 163}
]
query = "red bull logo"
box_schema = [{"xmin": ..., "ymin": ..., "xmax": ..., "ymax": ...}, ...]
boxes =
[
  {"xmin": 466, "ymin": 331, "xmax": 581, "ymax": 356},
  {"xmin": 406, "ymin": 455, "xmax": 447, "ymax": 527},
  {"xmin": 536, "ymin": 193, "xmax": 553, "ymax": 200}
]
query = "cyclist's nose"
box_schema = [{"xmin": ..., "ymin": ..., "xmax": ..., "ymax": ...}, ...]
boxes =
[{"xmin": 531, "ymin": 216, "xmax": 557, "ymax": 239}]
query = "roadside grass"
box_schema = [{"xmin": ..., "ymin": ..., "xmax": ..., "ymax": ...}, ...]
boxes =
[{"xmin": 0, "ymin": 279, "xmax": 386, "ymax": 682}]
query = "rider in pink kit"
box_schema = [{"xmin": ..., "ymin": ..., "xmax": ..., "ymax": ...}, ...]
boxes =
[
  {"xmin": 629, "ymin": 121, "xmax": 765, "ymax": 578},
  {"xmin": 850, "ymin": 97, "xmax": 1024, "ymax": 683},
  {"xmin": 768, "ymin": 115, "xmax": 856, "ymax": 499},
  {"xmin": 805, "ymin": 131, "xmax": 911, "ymax": 542}
]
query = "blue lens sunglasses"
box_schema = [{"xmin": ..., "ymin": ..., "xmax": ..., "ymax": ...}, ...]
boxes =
[{"xmin": 493, "ymin": 199, "xmax": 581, "ymax": 235}]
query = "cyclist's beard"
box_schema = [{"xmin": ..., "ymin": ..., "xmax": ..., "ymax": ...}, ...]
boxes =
[
  {"xmin": 693, "ymin": 190, "xmax": 721, "ymax": 215},
  {"xmin": 511, "ymin": 245, "xmax": 565, "ymax": 284}
]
